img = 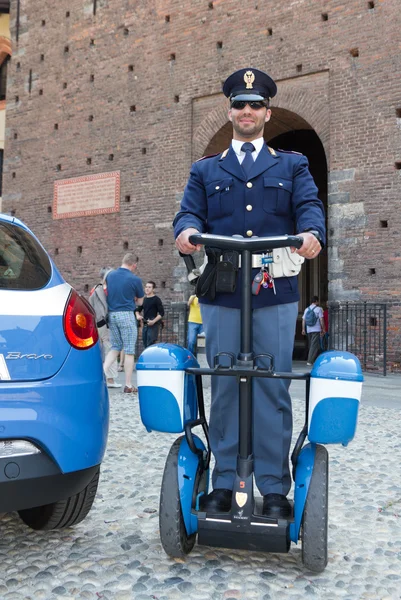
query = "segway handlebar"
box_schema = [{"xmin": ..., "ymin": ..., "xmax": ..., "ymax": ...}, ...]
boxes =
[{"xmin": 188, "ymin": 233, "xmax": 304, "ymax": 253}]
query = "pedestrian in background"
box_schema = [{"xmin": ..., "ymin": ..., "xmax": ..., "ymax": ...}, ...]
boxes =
[
  {"xmin": 136, "ymin": 281, "xmax": 164, "ymax": 348},
  {"xmin": 187, "ymin": 294, "xmax": 204, "ymax": 355},
  {"xmin": 103, "ymin": 254, "xmax": 144, "ymax": 393},
  {"xmin": 89, "ymin": 267, "xmax": 120, "ymax": 389},
  {"xmin": 302, "ymin": 296, "xmax": 326, "ymax": 365}
]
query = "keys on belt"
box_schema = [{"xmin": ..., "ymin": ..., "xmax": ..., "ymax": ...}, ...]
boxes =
[
  {"xmin": 252, "ymin": 253, "xmax": 276, "ymax": 296},
  {"xmin": 252, "ymin": 267, "xmax": 276, "ymax": 296}
]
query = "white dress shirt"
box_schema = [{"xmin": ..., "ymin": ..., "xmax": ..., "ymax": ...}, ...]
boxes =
[{"xmin": 231, "ymin": 137, "xmax": 265, "ymax": 165}]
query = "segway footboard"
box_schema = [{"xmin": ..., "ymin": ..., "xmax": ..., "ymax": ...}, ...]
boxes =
[{"xmin": 197, "ymin": 513, "xmax": 290, "ymax": 554}]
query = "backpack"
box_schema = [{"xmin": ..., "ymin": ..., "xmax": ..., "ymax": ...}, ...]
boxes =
[
  {"xmin": 89, "ymin": 283, "xmax": 108, "ymax": 327},
  {"xmin": 304, "ymin": 306, "xmax": 318, "ymax": 327}
]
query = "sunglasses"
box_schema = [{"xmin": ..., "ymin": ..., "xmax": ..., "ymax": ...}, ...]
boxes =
[{"xmin": 230, "ymin": 100, "xmax": 268, "ymax": 110}]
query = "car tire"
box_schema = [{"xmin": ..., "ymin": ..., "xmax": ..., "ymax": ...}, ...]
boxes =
[{"xmin": 18, "ymin": 468, "xmax": 100, "ymax": 530}]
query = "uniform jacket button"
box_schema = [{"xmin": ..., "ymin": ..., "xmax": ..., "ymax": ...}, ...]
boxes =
[
  {"xmin": 246, "ymin": 182, "xmax": 253, "ymax": 188},
  {"xmin": 215, "ymin": 185, "xmax": 220, "ymax": 190},
  {"xmin": 246, "ymin": 230, "xmax": 253, "ymax": 237},
  {"xmin": 246, "ymin": 205, "xmax": 253, "ymax": 211}
]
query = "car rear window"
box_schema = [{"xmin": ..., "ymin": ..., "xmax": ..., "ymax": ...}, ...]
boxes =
[{"xmin": 0, "ymin": 221, "xmax": 52, "ymax": 290}]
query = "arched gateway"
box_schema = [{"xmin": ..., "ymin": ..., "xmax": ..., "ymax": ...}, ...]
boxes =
[{"xmin": 193, "ymin": 105, "xmax": 328, "ymax": 358}]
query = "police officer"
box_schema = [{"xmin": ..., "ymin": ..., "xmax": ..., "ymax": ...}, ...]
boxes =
[{"xmin": 174, "ymin": 68, "xmax": 325, "ymax": 517}]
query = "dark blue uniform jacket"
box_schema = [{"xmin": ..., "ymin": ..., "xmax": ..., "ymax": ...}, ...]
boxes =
[{"xmin": 173, "ymin": 143, "xmax": 326, "ymax": 309}]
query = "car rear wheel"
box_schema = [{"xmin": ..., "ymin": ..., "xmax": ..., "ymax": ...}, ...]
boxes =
[{"xmin": 18, "ymin": 469, "xmax": 100, "ymax": 530}]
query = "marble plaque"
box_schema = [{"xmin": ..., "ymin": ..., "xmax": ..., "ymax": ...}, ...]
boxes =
[{"xmin": 53, "ymin": 171, "xmax": 120, "ymax": 219}]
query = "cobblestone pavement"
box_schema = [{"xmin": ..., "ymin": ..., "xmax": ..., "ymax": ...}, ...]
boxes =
[{"xmin": 0, "ymin": 366, "xmax": 401, "ymax": 600}]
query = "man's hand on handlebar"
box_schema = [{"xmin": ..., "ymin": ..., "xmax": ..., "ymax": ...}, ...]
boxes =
[
  {"xmin": 292, "ymin": 232, "xmax": 322, "ymax": 260},
  {"xmin": 175, "ymin": 228, "xmax": 202, "ymax": 254}
]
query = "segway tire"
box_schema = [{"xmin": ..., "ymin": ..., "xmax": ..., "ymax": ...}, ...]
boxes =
[
  {"xmin": 301, "ymin": 444, "xmax": 329, "ymax": 573},
  {"xmin": 159, "ymin": 436, "xmax": 197, "ymax": 558}
]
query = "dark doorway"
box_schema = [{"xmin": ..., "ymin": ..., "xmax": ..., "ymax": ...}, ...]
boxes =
[{"xmin": 268, "ymin": 129, "xmax": 328, "ymax": 358}]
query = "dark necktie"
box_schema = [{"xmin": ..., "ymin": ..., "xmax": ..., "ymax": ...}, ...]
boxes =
[{"xmin": 241, "ymin": 142, "xmax": 255, "ymax": 177}]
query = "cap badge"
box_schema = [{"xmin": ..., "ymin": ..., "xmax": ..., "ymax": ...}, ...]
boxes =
[{"xmin": 244, "ymin": 70, "xmax": 255, "ymax": 89}]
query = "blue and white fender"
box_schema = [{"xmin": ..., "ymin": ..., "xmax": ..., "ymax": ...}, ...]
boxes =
[
  {"xmin": 289, "ymin": 443, "xmax": 316, "ymax": 543},
  {"xmin": 308, "ymin": 351, "xmax": 363, "ymax": 446},
  {"xmin": 178, "ymin": 435, "xmax": 209, "ymax": 536}
]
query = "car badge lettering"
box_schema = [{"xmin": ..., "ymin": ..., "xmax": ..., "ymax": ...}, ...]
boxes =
[
  {"xmin": 5, "ymin": 352, "xmax": 53, "ymax": 360},
  {"xmin": 0, "ymin": 354, "xmax": 11, "ymax": 380}
]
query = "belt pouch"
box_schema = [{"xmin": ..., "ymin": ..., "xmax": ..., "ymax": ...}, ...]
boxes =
[
  {"xmin": 215, "ymin": 253, "xmax": 238, "ymax": 294},
  {"xmin": 195, "ymin": 247, "xmax": 221, "ymax": 301}
]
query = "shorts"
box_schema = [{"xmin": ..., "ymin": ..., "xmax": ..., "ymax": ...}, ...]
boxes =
[{"xmin": 108, "ymin": 311, "xmax": 137, "ymax": 354}]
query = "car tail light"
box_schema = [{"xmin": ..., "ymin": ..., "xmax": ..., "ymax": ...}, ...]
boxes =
[{"xmin": 63, "ymin": 290, "xmax": 99, "ymax": 349}]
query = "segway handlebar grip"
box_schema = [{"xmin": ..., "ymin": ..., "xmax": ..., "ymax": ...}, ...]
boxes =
[{"xmin": 188, "ymin": 233, "xmax": 304, "ymax": 253}]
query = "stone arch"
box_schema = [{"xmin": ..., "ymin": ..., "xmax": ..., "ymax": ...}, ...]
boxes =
[
  {"xmin": 192, "ymin": 96, "xmax": 229, "ymax": 160},
  {"xmin": 192, "ymin": 72, "xmax": 330, "ymax": 160},
  {"xmin": 0, "ymin": 35, "xmax": 11, "ymax": 64},
  {"xmin": 0, "ymin": 35, "xmax": 11, "ymax": 111},
  {"xmin": 272, "ymin": 78, "xmax": 330, "ymax": 159}
]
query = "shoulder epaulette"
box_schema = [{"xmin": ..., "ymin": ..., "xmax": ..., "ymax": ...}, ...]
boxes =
[
  {"xmin": 277, "ymin": 148, "xmax": 303, "ymax": 155},
  {"xmin": 196, "ymin": 153, "xmax": 219, "ymax": 162}
]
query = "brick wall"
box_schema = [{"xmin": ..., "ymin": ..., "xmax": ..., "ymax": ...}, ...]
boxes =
[{"xmin": 3, "ymin": 0, "xmax": 401, "ymax": 367}]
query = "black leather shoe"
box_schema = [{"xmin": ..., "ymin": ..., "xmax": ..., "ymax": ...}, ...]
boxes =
[
  {"xmin": 201, "ymin": 489, "xmax": 232, "ymax": 513},
  {"xmin": 262, "ymin": 493, "xmax": 292, "ymax": 518}
]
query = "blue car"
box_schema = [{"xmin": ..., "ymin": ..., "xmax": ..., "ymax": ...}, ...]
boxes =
[{"xmin": 0, "ymin": 213, "xmax": 109, "ymax": 529}]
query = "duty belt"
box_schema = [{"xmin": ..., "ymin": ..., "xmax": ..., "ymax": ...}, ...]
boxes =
[
  {"xmin": 198, "ymin": 253, "xmax": 266, "ymax": 270},
  {"xmin": 238, "ymin": 254, "xmax": 264, "ymax": 269}
]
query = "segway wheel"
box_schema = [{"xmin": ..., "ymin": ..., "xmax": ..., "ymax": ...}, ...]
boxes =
[
  {"xmin": 301, "ymin": 444, "xmax": 329, "ymax": 573},
  {"xmin": 159, "ymin": 436, "xmax": 196, "ymax": 558}
]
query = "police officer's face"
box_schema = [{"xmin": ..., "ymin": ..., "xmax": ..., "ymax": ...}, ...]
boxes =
[{"xmin": 228, "ymin": 103, "xmax": 271, "ymax": 140}]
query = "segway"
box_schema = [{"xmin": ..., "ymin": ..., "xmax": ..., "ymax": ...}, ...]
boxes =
[{"xmin": 137, "ymin": 234, "xmax": 363, "ymax": 573}]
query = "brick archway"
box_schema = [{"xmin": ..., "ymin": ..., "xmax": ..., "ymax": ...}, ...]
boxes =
[
  {"xmin": 192, "ymin": 72, "xmax": 330, "ymax": 161},
  {"xmin": 192, "ymin": 96, "xmax": 229, "ymax": 160},
  {"xmin": 0, "ymin": 35, "xmax": 11, "ymax": 64},
  {"xmin": 0, "ymin": 35, "xmax": 11, "ymax": 111}
]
